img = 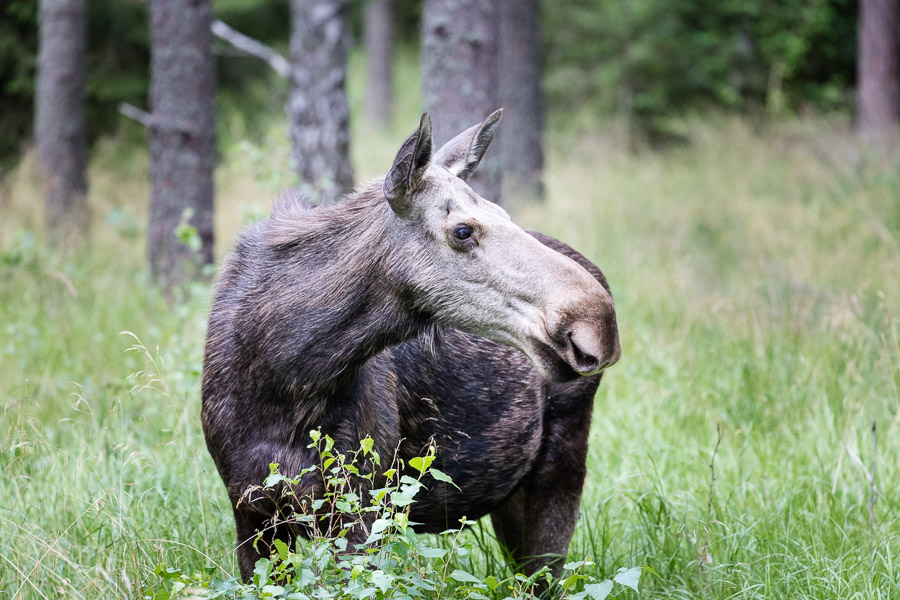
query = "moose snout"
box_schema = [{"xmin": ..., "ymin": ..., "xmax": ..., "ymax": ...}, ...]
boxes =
[
  {"xmin": 542, "ymin": 288, "xmax": 621, "ymax": 378},
  {"xmin": 564, "ymin": 319, "xmax": 621, "ymax": 375}
]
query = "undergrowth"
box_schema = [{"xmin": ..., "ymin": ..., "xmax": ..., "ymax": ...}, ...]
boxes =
[{"xmin": 148, "ymin": 433, "xmax": 642, "ymax": 600}]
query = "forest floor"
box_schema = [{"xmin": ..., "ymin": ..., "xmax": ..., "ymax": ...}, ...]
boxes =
[{"xmin": 2, "ymin": 106, "xmax": 899, "ymax": 599}]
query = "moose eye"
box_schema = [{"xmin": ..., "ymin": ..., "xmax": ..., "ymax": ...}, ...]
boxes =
[{"xmin": 453, "ymin": 225, "xmax": 472, "ymax": 240}]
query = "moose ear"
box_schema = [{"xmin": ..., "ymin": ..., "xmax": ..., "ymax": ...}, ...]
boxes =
[
  {"xmin": 433, "ymin": 109, "xmax": 503, "ymax": 182},
  {"xmin": 383, "ymin": 113, "xmax": 433, "ymax": 214}
]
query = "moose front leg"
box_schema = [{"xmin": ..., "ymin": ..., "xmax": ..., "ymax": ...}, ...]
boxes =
[
  {"xmin": 234, "ymin": 506, "xmax": 292, "ymax": 582},
  {"xmin": 489, "ymin": 476, "xmax": 586, "ymax": 579},
  {"xmin": 229, "ymin": 424, "xmax": 393, "ymax": 582},
  {"xmin": 231, "ymin": 475, "xmax": 322, "ymax": 582},
  {"xmin": 490, "ymin": 381, "xmax": 596, "ymax": 579}
]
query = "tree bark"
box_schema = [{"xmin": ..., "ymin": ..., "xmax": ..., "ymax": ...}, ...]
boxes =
[
  {"xmin": 857, "ymin": 0, "xmax": 900, "ymax": 138},
  {"xmin": 148, "ymin": 0, "xmax": 216, "ymax": 290},
  {"xmin": 365, "ymin": 0, "xmax": 394, "ymax": 128},
  {"xmin": 422, "ymin": 0, "xmax": 501, "ymax": 203},
  {"xmin": 288, "ymin": 0, "xmax": 354, "ymax": 205},
  {"xmin": 499, "ymin": 0, "xmax": 544, "ymax": 202},
  {"xmin": 35, "ymin": 0, "xmax": 89, "ymax": 243}
]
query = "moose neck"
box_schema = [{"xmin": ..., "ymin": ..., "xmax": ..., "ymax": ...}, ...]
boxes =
[{"xmin": 254, "ymin": 187, "xmax": 425, "ymax": 404}]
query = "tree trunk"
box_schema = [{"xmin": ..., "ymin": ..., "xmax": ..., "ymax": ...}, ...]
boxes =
[
  {"xmin": 148, "ymin": 0, "xmax": 216, "ymax": 290},
  {"xmin": 365, "ymin": 0, "xmax": 394, "ymax": 128},
  {"xmin": 35, "ymin": 0, "xmax": 89, "ymax": 243},
  {"xmin": 421, "ymin": 0, "xmax": 501, "ymax": 203},
  {"xmin": 857, "ymin": 0, "xmax": 900, "ymax": 138},
  {"xmin": 288, "ymin": 0, "xmax": 354, "ymax": 205},
  {"xmin": 499, "ymin": 0, "xmax": 544, "ymax": 202}
]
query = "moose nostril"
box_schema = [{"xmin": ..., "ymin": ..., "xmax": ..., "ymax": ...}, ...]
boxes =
[{"xmin": 567, "ymin": 331, "xmax": 600, "ymax": 373}]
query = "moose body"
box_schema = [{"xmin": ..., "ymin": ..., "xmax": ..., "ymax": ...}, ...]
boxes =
[{"xmin": 202, "ymin": 111, "xmax": 620, "ymax": 581}]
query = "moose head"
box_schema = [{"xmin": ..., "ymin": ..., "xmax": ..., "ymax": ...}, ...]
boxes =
[{"xmin": 381, "ymin": 111, "xmax": 620, "ymax": 382}]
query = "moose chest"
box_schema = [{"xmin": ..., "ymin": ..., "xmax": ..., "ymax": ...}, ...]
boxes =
[{"xmin": 364, "ymin": 329, "xmax": 548, "ymax": 530}]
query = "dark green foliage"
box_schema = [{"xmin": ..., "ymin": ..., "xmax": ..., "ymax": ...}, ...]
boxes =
[
  {"xmin": 0, "ymin": 0, "xmax": 150, "ymax": 172},
  {"xmin": 0, "ymin": 0, "xmax": 869, "ymax": 168},
  {"xmin": 543, "ymin": 0, "xmax": 858, "ymax": 141},
  {"xmin": 84, "ymin": 0, "xmax": 149, "ymax": 140},
  {"xmin": 0, "ymin": 0, "xmax": 293, "ymax": 171},
  {"xmin": 0, "ymin": 0, "xmax": 37, "ymax": 173}
]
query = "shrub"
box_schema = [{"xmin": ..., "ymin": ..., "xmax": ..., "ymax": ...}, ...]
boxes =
[{"xmin": 148, "ymin": 433, "xmax": 643, "ymax": 600}]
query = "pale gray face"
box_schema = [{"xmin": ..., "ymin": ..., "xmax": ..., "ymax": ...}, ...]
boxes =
[{"xmin": 384, "ymin": 111, "xmax": 620, "ymax": 382}]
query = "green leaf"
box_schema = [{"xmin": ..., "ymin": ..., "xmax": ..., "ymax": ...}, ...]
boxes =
[
  {"xmin": 563, "ymin": 560, "xmax": 585, "ymax": 571},
  {"xmin": 174, "ymin": 221, "xmax": 202, "ymax": 252},
  {"xmin": 391, "ymin": 491, "xmax": 416, "ymax": 507},
  {"xmin": 262, "ymin": 584, "xmax": 286, "ymax": 596},
  {"xmin": 585, "ymin": 580, "xmax": 613, "ymax": 600},
  {"xmin": 264, "ymin": 472, "xmax": 287, "ymax": 488},
  {"xmin": 297, "ymin": 567, "xmax": 316, "ymax": 587},
  {"xmin": 409, "ymin": 455, "xmax": 434, "ymax": 474},
  {"xmin": 428, "ymin": 468, "xmax": 460, "ymax": 489},
  {"xmin": 360, "ymin": 437, "xmax": 374, "ymax": 455},
  {"xmin": 363, "ymin": 532, "xmax": 383, "ymax": 545},
  {"xmin": 372, "ymin": 569, "xmax": 393, "ymax": 594},
  {"xmin": 370, "ymin": 518, "xmax": 392, "ymax": 535},
  {"xmin": 273, "ymin": 538, "xmax": 290, "ymax": 559},
  {"xmin": 450, "ymin": 569, "xmax": 481, "ymax": 583},
  {"xmin": 418, "ymin": 547, "xmax": 448, "ymax": 559},
  {"xmin": 613, "ymin": 567, "xmax": 642, "ymax": 592},
  {"xmin": 154, "ymin": 564, "xmax": 181, "ymax": 580},
  {"xmin": 253, "ymin": 558, "xmax": 271, "ymax": 586},
  {"xmin": 561, "ymin": 573, "xmax": 581, "ymax": 590}
]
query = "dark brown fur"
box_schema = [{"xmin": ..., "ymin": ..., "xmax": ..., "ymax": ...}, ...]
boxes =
[{"xmin": 201, "ymin": 181, "xmax": 611, "ymax": 581}]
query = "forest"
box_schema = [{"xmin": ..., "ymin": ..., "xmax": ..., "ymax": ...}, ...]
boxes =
[{"xmin": 1, "ymin": 0, "xmax": 899, "ymax": 599}]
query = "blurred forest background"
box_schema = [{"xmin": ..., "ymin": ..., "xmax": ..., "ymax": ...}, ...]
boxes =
[
  {"xmin": 1, "ymin": 0, "xmax": 897, "ymax": 281},
  {"xmin": 2, "ymin": 1, "xmax": 899, "ymax": 599}
]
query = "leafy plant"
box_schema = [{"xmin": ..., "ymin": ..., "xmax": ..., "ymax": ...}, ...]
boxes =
[{"xmin": 148, "ymin": 433, "xmax": 643, "ymax": 600}]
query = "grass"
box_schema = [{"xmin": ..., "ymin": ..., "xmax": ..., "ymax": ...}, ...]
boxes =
[{"xmin": 2, "ymin": 58, "xmax": 899, "ymax": 598}]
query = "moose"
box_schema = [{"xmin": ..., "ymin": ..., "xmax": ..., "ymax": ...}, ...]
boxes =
[{"xmin": 201, "ymin": 110, "xmax": 621, "ymax": 582}]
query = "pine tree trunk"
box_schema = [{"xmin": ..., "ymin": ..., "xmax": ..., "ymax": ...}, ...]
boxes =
[
  {"xmin": 857, "ymin": 0, "xmax": 900, "ymax": 138},
  {"xmin": 288, "ymin": 0, "xmax": 354, "ymax": 205},
  {"xmin": 35, "ymin": 0, "xmax": 89, "ymax": 243},
  {"xmin": 422, "ymin": 0, "xmax": 501, "ymax": 203},
  {"xmin": 148, "ymin": 0, "xmax": 216, "ymax": 290},
  {"xmin": 499, "ymin": 0, "xmax": 544, "ymax": 202},
  {"xmin": 365, "ymin": 0, "xmax": 394, "ymax": 128}
]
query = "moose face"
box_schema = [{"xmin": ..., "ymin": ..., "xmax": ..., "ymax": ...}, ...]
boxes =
[{"xmin": 383, "ymin": 112, "xmax": 620, "ymax": 382}]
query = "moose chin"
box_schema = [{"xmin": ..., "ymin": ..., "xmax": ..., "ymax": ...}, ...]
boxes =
[{"xmin": 201, "ymin": 109, "xmax": 621, "ymax": 582}]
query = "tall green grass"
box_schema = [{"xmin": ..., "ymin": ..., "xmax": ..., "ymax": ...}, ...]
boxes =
[{"xmin": 2, "ymin": 61, "xmax": 898, "ymax": 597}]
